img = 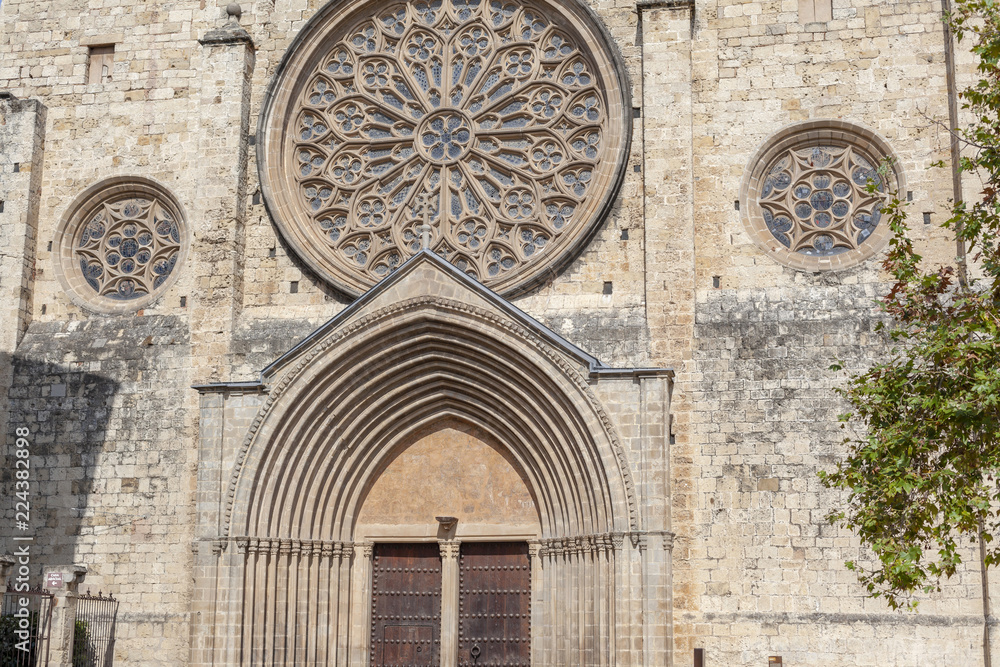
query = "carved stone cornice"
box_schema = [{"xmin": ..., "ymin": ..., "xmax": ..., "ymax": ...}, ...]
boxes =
[{"xmin": 647, "ymin": 530, "xmax": 676, "ymax": 552}]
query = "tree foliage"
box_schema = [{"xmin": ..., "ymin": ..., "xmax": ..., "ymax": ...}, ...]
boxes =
[{"xmin": 819, "ymin": 0, "xmax": 1000, "ymax": 610}]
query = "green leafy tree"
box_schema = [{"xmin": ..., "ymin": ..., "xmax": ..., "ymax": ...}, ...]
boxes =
[{"xmin": 819, "ymin": 0, "xmax": 1000, "ymax": 610}]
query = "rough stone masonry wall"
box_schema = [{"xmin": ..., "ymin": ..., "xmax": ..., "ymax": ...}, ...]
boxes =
[
  {"xmin": 659, "ymin": 0, "xmax": 998, "ymax": 664},
  {"xmin": 2, "ymin": 317, "xmax": 193, "ymax": 665},
  {"xmin": 0, "ymin": 95, "xmax": 44, "ymax": 456}
]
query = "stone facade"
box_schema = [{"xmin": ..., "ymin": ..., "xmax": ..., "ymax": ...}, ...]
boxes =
[{"xmin": 0, "ymin": 0, "xmax": 995, "ymax": 665}]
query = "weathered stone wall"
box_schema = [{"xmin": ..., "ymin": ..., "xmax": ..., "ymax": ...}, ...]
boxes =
[
  {"xmin": 0, "ymin": 95, "xmax": 45, "ymax": 456},
  {"xmin": 2, "ymin": 317, "xmax": 193, "ymax": 664},
  {"xmin": 657, "ymin": 0, "xmax": 995, "ymax": 664},
  {"xmin": 676, "ymin": 281, "xmax": 990, "ymax": 664}
]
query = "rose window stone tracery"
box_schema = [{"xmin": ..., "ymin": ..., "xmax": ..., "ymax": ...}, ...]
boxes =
[
  {"xmin": 260, "ymin": 0, "xmax": 629, "ymax": 296},
  {"xmin": 53, "ymin": 178, "xmax": 188, "ymax": 314},
  {"xmin": 740, "ymin": 121, "xmax": 905, "ymax": 271},
  {"xmin": 76, "ymin": 198, "xmax": 182, "ymax": 300},
  {"xmin": 758, "ymin": 145, "xmax": 883, "ymax": 257}
]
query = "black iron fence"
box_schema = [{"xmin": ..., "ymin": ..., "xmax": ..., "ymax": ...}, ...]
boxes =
[
  {"xmin": 1, "ymin": 584, "xmax": 53, "ymax": 667},
  {"xmin": 72, "ymin": 591, "xmax": 118, "ymax": 667}
]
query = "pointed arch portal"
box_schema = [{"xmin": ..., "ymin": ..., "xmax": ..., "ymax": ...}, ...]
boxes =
[{"xmin": 190, "ymin": 253, "xmax": 674, "ymax": 666}]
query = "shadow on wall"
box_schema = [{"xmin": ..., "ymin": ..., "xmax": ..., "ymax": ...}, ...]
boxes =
[{"xmin": 1, "ymin": 349, "xmax": 119, "ymax": 583}]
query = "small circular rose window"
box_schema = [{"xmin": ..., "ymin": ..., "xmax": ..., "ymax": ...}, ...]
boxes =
[
  {"xmin": 259, "ymin": 0, "xmax": 630, "ymax": 297},
  {"xmin": 53, "ymin": 178, "xmax": 188, "ymax": 314},
  {"xmin": 740, "ymin": 121, "xmax": 905, "ymax": 271}
]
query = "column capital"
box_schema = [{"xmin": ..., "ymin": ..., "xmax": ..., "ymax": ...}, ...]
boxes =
[
  {"xmin": 438, "ymin": 540, "xmax": 462, "ymax": 560},
  {"xmin": 356, "ymin": 541, "xmax": 374, "ymax": 559}
]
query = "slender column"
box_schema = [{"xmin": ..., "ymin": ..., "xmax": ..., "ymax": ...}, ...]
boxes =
[
  {"xmin": 553, "ymin": 540, "xmax": 567, "ymax": 663},
  {"xmin": 266, "ymin": 541, "xmax": 280, "ymax": 665},
  {"xmin": 585, "ymin": 539, "xmax": 595, "ymax": 667},
  {"xmin": 636, "ymin": 534, "xmax": 651, "ymax": 667},
  {"xmin": 237, "ymin": 539, "xmax": 252, "ymax": 664},
  {"xmin": 328, "ymin": 544, "xmax": 343, "ymax": 667},
  {"xmin": 661, "ymin": 532, "xmax": 675, "ymax": 667},
  {"xmin": 439, "ymin": 540, "xmax": 462, "ymax": 667},
  {"xmin": 349, "ymin": 542, "xmax": 374, "ymax": 666},
  {"xmin": 527, "ymin": 541, "xmax": 544, "ymax": 667},
  {"xmin": 539, "ymin": 541, "xmax": 554, "ymax": 667},
  {"xmin": 573, "ymin": 538, "xmax": 586, "ymax": 664},
  {"xmin": 294, "ymin": 541, "xmax": 311, "ymax": 664},
  {"xmin": 336, "ymin": 544, "xmax": 353, "ymax": 666},
  {"xmin": 316, "ymin": 543, "xmax": 333, "ymax": 667},
  {"xmin": 274, "ymin": 541, "xmax": 290, "ymax": 662},
  {"xmin": 288, "ymin": 543, "xmax": 301, "ymax": 665},
  {"xmin": 605, "ymin": 537, "xmax": 616, "ymax": 667},
  {"xmin": 251, "ymin": 539, "xmax": 266, "ymax": 665},
  {"xmin": 594, "ymin": 536, "xmax": 608, "ymax": 667},
  {"xmin": 611, "ymin": 533, "xmax": 627, "ymax": 667}
]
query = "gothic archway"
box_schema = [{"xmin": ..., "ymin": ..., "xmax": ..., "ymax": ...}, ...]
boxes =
[{"xmin": 190, "ymin": 253, "xmax": 672, "ymax": 667}]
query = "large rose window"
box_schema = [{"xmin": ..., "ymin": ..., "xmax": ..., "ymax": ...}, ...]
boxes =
[{"xmin": 260, "ymin": 0, "xmax": 629, "ymax": 296}]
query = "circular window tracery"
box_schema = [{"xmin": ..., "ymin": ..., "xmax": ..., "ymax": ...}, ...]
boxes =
[
  {"xmin": 54, "ymin": 178, "xmax": 188, "ymax": 314},
  {"xmin": 740, "ymin": 121, "xmax": 905, "ymax": 271},
  {"xmin": 259, "ymin": 0, "xmax": 630, "ymax": 297}
]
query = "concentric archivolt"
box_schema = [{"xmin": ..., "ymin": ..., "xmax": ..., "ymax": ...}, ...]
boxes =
[
  {"xmin": 260, "ymin": 0, "xmax": 630, "ymax": 296},
  {"xmin": 222, "ymin": 297, "xmax": 639, "ymax": 540}
]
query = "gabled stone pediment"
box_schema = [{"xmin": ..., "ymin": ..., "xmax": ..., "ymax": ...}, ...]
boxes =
[{"xmin": 258, "ymin": 249, "xmax": 612, "ymax": 385}]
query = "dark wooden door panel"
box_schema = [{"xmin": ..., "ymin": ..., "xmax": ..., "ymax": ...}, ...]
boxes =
[
  {"xmin": 371, "ymin": 543, "xmax": 441, "ymax": 667},
  {"xmin": 458, "ymin": 542, "xmax": 530, "ymax": 667}
]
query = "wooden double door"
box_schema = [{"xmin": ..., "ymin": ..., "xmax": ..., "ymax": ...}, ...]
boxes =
[{"xmin": 370, "ymin": 542, "xmax": 530, "ymax": 666}]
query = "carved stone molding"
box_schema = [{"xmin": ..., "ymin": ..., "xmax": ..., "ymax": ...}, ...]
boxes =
[
  {"xmin": 439, "ymin": 540, "xmax": 462, "ymax": 559},
  {"xmin": 222, "ymin": 295, "xmax": 640, "ymax": 538}
]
